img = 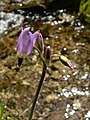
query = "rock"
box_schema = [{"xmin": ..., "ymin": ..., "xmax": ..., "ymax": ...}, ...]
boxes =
[
  {"xmin": 0, "ymin": 0, "xmax": 81, "ymax": 12},
  {"xmin": 48, "ymin": 0, "xmax": 80, "ymax": 11},
  {"xmin": 0, "ymin": 11, "xmax": 24, "ymax": 34},
  {"xmin": 0, "ymin": 0, "xmax": 81, "ymax": 46},
  {"xmin": 45, "ymin": 93, "xmax": 58, "ymax": 103},
  {"xmin": 0, "ymin": 0, "xmax": 55, "ymax": 12},
  {"xmin": 45, "ymin": 110, "xmax": 65, "ymax": 120}
]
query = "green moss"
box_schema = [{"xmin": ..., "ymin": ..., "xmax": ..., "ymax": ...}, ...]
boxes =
[
  {"xmin": 79, "ymin": 0, "xmax": 90, "ymax": 23},
  {"xmin": 0, "ymin": 102, "xmax": 18, "ymax": 120}
]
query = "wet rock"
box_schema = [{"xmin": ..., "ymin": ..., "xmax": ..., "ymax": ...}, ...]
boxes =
[
  {"xmin": 47, "ymin": 0, "xmax": 81, "ymax": 11},
  {"xmin": 45, "ymin": 93, "xmax": 58, "ymax": 103},
  {"xmin": 45, "ymin": 110, "xmax": 65, "ymax": 120},
  {"xmin": 0, "ymin": 0, "xmax": 81, "ymax": 12},
  {"xmin": 0, "ymin": 11, "xmax": 24, "ymax": 35},
  {"xmin": 0, "ymin": 0, "xmax": 53, "ymax": 12},
  {"xmin": 0, "ymin": 0, "xmax": 81, "ymax": 42}
]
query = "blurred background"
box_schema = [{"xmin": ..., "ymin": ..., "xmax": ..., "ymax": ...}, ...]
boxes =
[{"xmin": 0, "ymin": 0, "xmax": 90, "ymax": 120}]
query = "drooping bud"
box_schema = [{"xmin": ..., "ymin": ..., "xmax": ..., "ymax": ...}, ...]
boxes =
[
  {"xmin": 38, "ymin": 32, "xmax": 44, "ymax": 52},
  {"xmin": 44, "ymin": 46, "xmax": 51, "ymax": 60},
  {"xmin": 59, "ymin": 55, "xmax": 74, "ymax": 69}
]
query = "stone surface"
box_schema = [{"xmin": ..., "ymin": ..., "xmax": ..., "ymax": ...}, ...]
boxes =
[
  {"xmin": 0, "ymin": 0, "xmax": 52, "ymax": 12},
  {"xmin": 0, "ymin": 0, "xmax": 81, "ymax": 12}
]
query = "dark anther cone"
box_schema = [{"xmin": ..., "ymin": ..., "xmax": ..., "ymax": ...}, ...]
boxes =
[{"xmin": 18, "ymin": 57, "xmax": 23, "ymax": 67}]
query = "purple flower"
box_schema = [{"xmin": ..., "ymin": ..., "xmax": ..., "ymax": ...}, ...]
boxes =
[{"xmin": 16, "ymin": 27, "xmax": 40, "ymax": 56}]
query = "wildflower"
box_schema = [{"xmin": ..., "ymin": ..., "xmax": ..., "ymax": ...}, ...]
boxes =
[{"xmin": 16, "ymin": 27, "xmax": 40, "ymax": 57}]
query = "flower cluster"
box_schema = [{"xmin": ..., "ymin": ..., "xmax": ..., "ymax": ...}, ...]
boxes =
[
  {"xmin": 16, "ymin": 27, "xmax": 51, "ymax": 66},
  {"xmin": 16, "ymin": 27, "xmax": 73, "ymax": 68},
  {"xmin": 16, "ymin": 27, "xmax": 74, "ymax": 120}
]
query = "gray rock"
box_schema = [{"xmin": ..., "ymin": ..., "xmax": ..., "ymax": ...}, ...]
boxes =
[{"xmin": 0, "ymin": 12, "xmax": 24, "ymax": 34}]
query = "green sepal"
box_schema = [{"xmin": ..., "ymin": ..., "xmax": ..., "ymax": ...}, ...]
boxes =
[{"xmin": 59, "ymin": 55, "xmax": 73, "ymax": 69}]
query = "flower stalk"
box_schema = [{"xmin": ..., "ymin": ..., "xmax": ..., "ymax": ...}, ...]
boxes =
[{"xmin": 29, "ymin": 63, "xmax": 47, "ymax": 120}]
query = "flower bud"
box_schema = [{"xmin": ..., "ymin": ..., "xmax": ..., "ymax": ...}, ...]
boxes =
[
  {"xmin": 38, "ymin": 32, "xmax": 44, "ymax": 52},
  {"xmin": 44, "ymin": 46, "xmax": 51, "ymax": 60},
  {"xmin": 59, "ymin": 55, "xmax": 73, "ymax": 69}
]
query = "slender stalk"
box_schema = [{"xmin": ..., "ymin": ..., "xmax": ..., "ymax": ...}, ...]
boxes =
[
  {"xmin": 29, "ymin": 63, "xmax": 47, "ymax": 120},
  {"xmin": 34, "ymin": 46, "xmax": 46, "ymax": 64}
]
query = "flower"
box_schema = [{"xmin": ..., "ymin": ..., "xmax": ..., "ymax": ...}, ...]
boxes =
[{"xmin": 16, "ymin": 27, "xmax": 40, "ymax": 57}]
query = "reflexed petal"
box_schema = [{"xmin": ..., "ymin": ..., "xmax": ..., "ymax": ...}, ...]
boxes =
[
  {"xmin": 17, "ymin": 27, "xmax": 30, "ymax": 54},
  {"xmin": 32, "ymin": 30, "xmax": 40, "ymax": 46},
  {"xmin": 20, "ymin": 31, "xmax": 32, "ymax": 54},
  {"xmin": 17, "ymin": 27, "xmax": 34, "ymax": 56},
  {"xmin": 26, "ymin": 32, "xmax": 33, "ymax": 55}
]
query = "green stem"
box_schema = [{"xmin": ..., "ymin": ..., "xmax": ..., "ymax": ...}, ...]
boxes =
[{"xmin": 29, "ymin": 63, "xmax": 47, "ymax": 120}]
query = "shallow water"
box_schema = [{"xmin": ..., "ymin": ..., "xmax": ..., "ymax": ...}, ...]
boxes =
[{"xmin": 0, "ymin": 8, "xmax": 90, "ymax": 120}]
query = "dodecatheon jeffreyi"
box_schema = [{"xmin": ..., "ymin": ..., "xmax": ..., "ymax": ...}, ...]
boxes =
[
  {"xmin": 17, "ymin": 27, "xmax": 40, "ymax": 57},
  {"xmin": 16, "ymin": 27, "xmax": 74, "ymax": 120},
  {"xmin": 16, "ymin": 27, "xmax": 41, "ymax": 66}
]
